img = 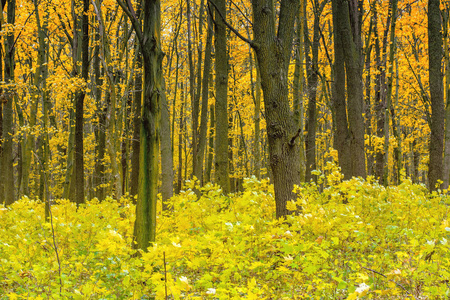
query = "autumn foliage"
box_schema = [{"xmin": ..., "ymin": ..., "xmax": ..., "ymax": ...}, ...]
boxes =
[{"xmin": 1, "ymin": 176, "xmax": 450, "ymax": 299}]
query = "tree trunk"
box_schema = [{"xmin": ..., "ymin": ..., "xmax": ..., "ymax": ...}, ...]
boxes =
[
  {"xmin": 428, "ymin": 0, "xmax": 444, "ymax": 190},
  {"xmin": 382, "ymin": 0, "xmax": 398, "ymax": 185},
  {"xmin": 193, "ymin": 12, "xmax": 213, "ymax": 185},
  {"xmin": 333, "ymin": 0, "xmax": 366, "ymax": 179},
  {"xmin": 214, "ymin": 0, "xmax": 230, "ymax": 194},
  {"xmin": 205, "ymin": 103, "xmax": 215, "ymax": 183},
  {"xmin": 130, "ymin": 45, "xmax": 142, "ymax": 199},
  {"xmin": 3, "ymin": 0, "xmax": 15, "ymax": 205},
  {"xmin": 332, "ymin": 0, "xmax": 351, "ymax": 179},
  {"xmin": 293, "ymin": 1, "xmax": 306, "ymax": 182},
  {"xmin": 443, "ymin": 8, "xmax": 450, "ymax": 189},
  {"xmin": 93, "ymin": 20, "xmax": 106, "ymax": 201},
  {"xmin": 251, "ymin": 0, "xmax": 301, "ymax": 218},
  {"xmin": 304, "ymin": 1, "xmax": 324, "ymax": 182},
  {"xmin": 74, "ymin": 0, "xmax": 89, "ymax": 205},
  {"xmin": 160, "ymin": 79, "xmax": 174, "ymax": 208}
]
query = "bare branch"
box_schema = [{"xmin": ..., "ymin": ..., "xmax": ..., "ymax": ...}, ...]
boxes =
[
  {"xmin": 207, "ymin": 0, "xmax": 257, "ymax": 49},
  {"xmin": 116, "ymin": 0, "xmax": 143, "ymax": 46}
]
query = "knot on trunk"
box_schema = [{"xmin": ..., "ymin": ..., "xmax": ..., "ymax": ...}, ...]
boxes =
[{"xmin": 268, "ymin": 122, "xmax": 285, "ymax": 139}]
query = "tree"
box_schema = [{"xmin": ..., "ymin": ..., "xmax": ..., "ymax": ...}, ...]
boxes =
[
  {"xmin": 117, "ymin": 0, "xmax": 164, "ymax": 250},
  {"xmin": 251, "ymin": 0, "xmax": 301, "ymax": 217},
  {"xmin": 332, "ymin": 0, "xmax": 366, "ymax": 179},
  {"xmin": 2, "ymin": 0, "xmax": 15, "ymax": 205},
  {"xmin": 214, "ymin": 0, "xmax": 231, "ymax": 194},
  {"xmin": 74, "ymin": 0, "xmax": 89, "ymax": 205},
  {"xmin": 428, "ymin": 0, "xmax": 444, "ymax": 190}
]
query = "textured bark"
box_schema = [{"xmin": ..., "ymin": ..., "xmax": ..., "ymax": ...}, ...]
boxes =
[
  {"xmin": 214, "ymin": 0, "xmax": 230, "ymax": 194},
  {"xmin": 251, "ymin": 0, "xmax": 301, "ymax": 218},
  {"xmin": 332, "ymin": 0, "xmax": 366, "ymax": 179},
  {"xmin": 443, "ymin": 9, "xmax": 450, "ymax": 189},
  {"xmin": 205, "ymin": 103, "xmax": 215, "ymax": 184},
  {"xmin": 3, "ymin": 0, "xmax": 15, "ymax": 205},
  {"xmin": 193, "ymin": 13, "xmax": 213, "ymax": 185},
  {"xmin": 304, "ymin": 1, "xmax": 324, "ymax": 182},
  {"xmin": 332, "ymin": 0, "xmax": 351, "ymax": 179},
  {"xmin": 93, "ymin": 22, "xmax": 106, "ymax": 201},
  {"xmin": 74, "ymin": 0, "xmax": 89, "ymax": 205},
  {"xmin": 428, "ymin": 0, "xmax": 444, "ymax": 190},
  {"xmin": 292, "ymin": 1, "xmax": 306, "ymax": 181},
  {"xmin": 160, "ymin": 79, "xmax": 174, "ymax": 208},
  {"xmin": 177, "ymin": 86, "xmax": 184, "ymax": 193},
  {"xmin": 382, "ymin": 0, "xmax": 398, "ymax": 185},
  {"xmin": 118, "ymin": 0, "xmax": 163, "ymax": 249},
  {"xmin": 130, "ymin": 48, "xmax": 142, "ymax": 199}
]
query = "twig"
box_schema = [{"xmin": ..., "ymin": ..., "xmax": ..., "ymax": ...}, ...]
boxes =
[
  {"xmin": 164, "ymin": 251, "xmax": 168, "ymax": 300},
  {"xmin": 289, "ymin": 128, "xmax": 302, "ymax": 146},
  {"xmin": 207, "ymin": 0, "xmax": 257, "ymax": 49},
  {"xmin": 33, "ymin": 151, "xmax": 62, "ymax": 295},
  {"xmin": 362, "ymin": 267, "xmax": 417, "ymax": 299}
]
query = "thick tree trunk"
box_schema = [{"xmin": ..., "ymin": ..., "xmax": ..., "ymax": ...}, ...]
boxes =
[
  {"xmin": 251, "ymin": 0, "xmax": 300, "ymax": 218},
  {"xmin": 428, "ymin": 0, "xmax": 444, "ymax": 190},
  {"xmin": 214, "ymin": 0, "xmax": 230, "ymax": 194},
  {"xmin": 333, "ymin": 0, "xmax": 366, "ymax": 179}
]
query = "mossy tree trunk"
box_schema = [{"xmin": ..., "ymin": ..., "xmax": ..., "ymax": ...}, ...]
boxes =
[
  {"xmin": 251, "ymin": 0, "xmax": 301, "ymax": 218},
  {"xmin": 118, "ymin": 0, "xmax": 163, "ymax": 250}
]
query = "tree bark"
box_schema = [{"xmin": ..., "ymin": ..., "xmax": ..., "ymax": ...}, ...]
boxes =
[
  {"xmin": 74, "ymin": 0, "xmax": 89, "ymax": 205},
  {"xmin": 251, "ymin": 0, "xmax": 301, "ymax": 218},
  {"xmin": 160, "ymin": 79, "xmax": 174, "ymax": 208},
  {"xmin": 3, "ymin": 0, "xmax": 15, "ymax": 205},
  {"xmin": 214, "ymin": 0, "xmax": 230, "ymax": 194},
  {"xmin": 332, "ymin": 0, "xmax": 366, "ymax": 179},
  {"xmin": 193, "ymin": 12, "xmax": 213, "ymax": 185},
  {"xmin": 428, "ymin": 0, "xmax": 444, "ymax": 190}
]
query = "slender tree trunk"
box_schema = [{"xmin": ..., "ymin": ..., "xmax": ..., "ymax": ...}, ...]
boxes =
[
  {"xmin": 93, "ymin": 19, "xmax": 106, "ymax": 201},
  {"xmin": 160, "ymin": 79, "xmax": 174, "ymax": 208},
  {"xmin": 187, "ymin": 0, "xmax": 198, "ymax": 181},
  {"xmin": 3, "ymin": 0, "xmax": 15, "ymax": 205},
  {"xmin": 332, "ymin": 0, "xmax": 351, "ymax": 179},
  {"xmin": 428, "ymin": 0, "xmax": 444, "ymax": 190},
  {"xmin": 293, "ymin": 1, "xmax": 306, "ymax": 181},
  {"xmin": 443, "ymin": 9, "xmax": 450, "ymax": 189},
  {"xmin": 177, "ymin": 85, "xmax": 184, "ymax": 193},
  {"xmin": 74, "ymin": 0, "xmax": 89, "ymax": 205},
  {"xmin": 382, "ymin": 0, "xmax": 398, "ymax": 185},
  {"xmin": 130, "ymin": 45, "xmax": 142, "ymax": 199},
  {"xmin": 214, "ymin": 0, "xmax": 230, "ymax": 194},
  {"xmin": 193, "ymin": 12, "xmax": 213, "ymax": 185},
  {"xmin": 205, "ymin": 103, "xmax": 215, "ymax": 183}
]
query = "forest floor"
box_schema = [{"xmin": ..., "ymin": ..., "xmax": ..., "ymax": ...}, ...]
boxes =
[{"xmin": 1, "ymin": 175, "xmax": 449, "ymax": 299}]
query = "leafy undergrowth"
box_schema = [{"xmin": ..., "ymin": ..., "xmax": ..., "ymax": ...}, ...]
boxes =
[{"xmin": 1, "ymin": 177, "xmax": 450, "ymax": 299}]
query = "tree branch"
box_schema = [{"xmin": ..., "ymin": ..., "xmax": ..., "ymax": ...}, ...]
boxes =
[
  {"xmin": 207, "ymin": 0, "xmax": 257, "ymax": 49},
  {"xmin": 116, "ymin": 0, "xmax": 143, "ymax": 46}
]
